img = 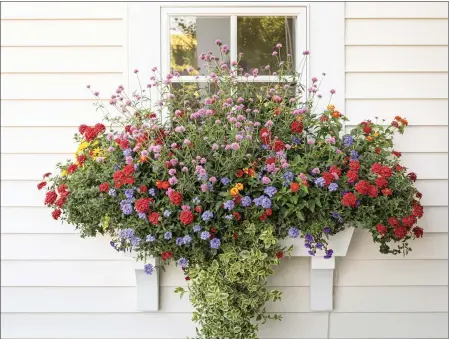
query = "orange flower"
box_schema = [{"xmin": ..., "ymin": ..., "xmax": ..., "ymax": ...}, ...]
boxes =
[
  {"xmin": 401, "ymin": 118, "xmax": 408, "ymax": 126},
  {"xmin": 394, "ymin": 116, "xmax": 402, "ymax": 121},
  {"xmin": 332, "ymin": 111, "xmax": 341, "ymax": 118},
  {"xmin": 366, "ymin": 136, "xmax": 373, "ymax": 142}
]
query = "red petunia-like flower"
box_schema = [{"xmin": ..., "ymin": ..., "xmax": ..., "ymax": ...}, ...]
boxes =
[
  {"xmin": 290, "ymin": 182, "xmax": 300, "ymax": 193},
  {"xmin": 355, "ymin": 180, "xmax": 371, "ymax": 195},
  {"xmin": 161, "ymin": 251, "xmax": 173, "ymax": 261},
  {"xmin": 375, "ymin": 177, "xmax": 389, "ymax": 188},
  {"xmin": 322, "ymin": 172, "xmax": 334, "ymax": 186},
  {"xmin": 273, "ymin": 139, "xmax": 285, "ymax": 152},
  {"xmin": 392, "ymin": 150, "xmax": 402, "ymax": 157},
  {"xmin": 413, "ymin": 226, "xmax": 424, "ymax": 238},
  {"xmin": 135, "ymin": 198, "xmax": 152, "ymax": 213},
  {"xmin": 342, "ymin": 192, "xmax": 357, "ymax": 208},
  {"xmin": 180, "ymin": 210, "xmax": 194, "ymax": 225},
  {"xmin": 139, "ymin": 185, "xmax": 148, "ymax": 193},
  {"xmin": 148, "ymin": 212, "xmax": 159, "ymax": 225},
  {"xmin": 363, "ymin": 125, "xmax": 372, "ymax": 134},
  {"xmin": 235, "ymin": 169, "xmax": 244, "ymax": 178},
  {"xmin": 67, "ymin": 164, "xmax": 78, "ymax": 174},
  {"xmin": 320, "ymin": 115, "xmax": 329, "ymax": 122},
  {"xmin": 259, "ymin": 128, "xmax": 271, "ymax": 145},
  {"xmin": 78, "ymin": 124, "xmax": 88, "ymax": 134},
  {"xmin": 233, "ymin": 212, "xmax": 241, "ymax": 221},
  {"xmin": 57, "ymin": 184, "xmax": 68, "ymax": 193},
  {"xmin": 119, "ymin": 139, "xmax": 130, "ymax": 150},
  {"xmin": 402, "ymin": 215, "xmax": 416, "ymax": 227},
  {"xmin": 349, "ymin": 160, "xmax": 361, "ymax": 171},
  {"xmin": 37, "ymin": 181, "xmax": 47, "ymax": 190},
  {"xmin": 380, "ymin": 166, "xmax": 393, "ymax": 178},
  {"xmin": 346, "ymin": 170, "xmax": 359, "ymax": 183},
  {"xmin": 407, "ymin": 172, "xmax": 417, "ymax": 182},
  {"xmin": 329, "ymin": 166, "xmax": 342, "ymax": 176},
  {"xmin": 371, "ymin": 163, "xmax": 383, "ymax": 174},
  {"xmin": 55, "ymin": 197, "xmax": 67, "ymax": 208},
  {"xmin": 291, "ymin": 120, "xmax": 303, "ymax": 134},
  {"xmin": 376, "ymin": 223, "xmax": 388, "ymax": 235},
  {"xmin": 382, "ymin": 188, "xmax": 393, "ymax": 196},
  {"xmin": 45, "ymin": 191, "xmax": 58, "ymax": 205},
  {"xmin": 375, "ymin": 147, "xmax": 382, "ymax": 154},
  {"xmin": 394, "ymin": 226, "xmax": 408, "ymax": 239},
  {"xmin": 259, "ymin": 213, "xmax": 268, "ymax": 221},
  {"xmin": 265, "ymin": 157, "xmax": 276, "ymax": 165},
  {"xmin": 194, "ymin": 205, "xmax": 203, "ymax": 213},
  {"xmin": 77, "ymin": 155, "xmax": 86, "ymax": 165},
  {"xmin": 99, "ymin": 182, "xmax": 109, "ymax": 193},
  {"xmin": 169, "ymin": 191, "xmax": 183, "ymax": 206},
  {"xmin": 368, "ymin": 185, "xmax": 379, "ymax": 198},
  {"xmin": 275, "ymin": 251, "xmax": 284, "ymax": 259},
  {"xmin": 84, "ymin": 127, "xmax": 97, "ymax": 142},
  {"xmin": 234, "ymin": 195, "xmax": 242, "ymax": 205},
  {"xmin": 123, "ymin": 164, "xmax": 135, "ymax": 176},
  {"xmin": 413, "ymin": 204, "xmax": 424, "ymax": 218},
  {"xmin": 52, "ymin": 209, "xmax": 62, "ymax": 220},
  {"xmin": 94, "ymin": 123, "xmax": 105, "ymax": 135},
  {"xmin": 388, "ymin": 217, "xmax": 399, "ymax": 227}
]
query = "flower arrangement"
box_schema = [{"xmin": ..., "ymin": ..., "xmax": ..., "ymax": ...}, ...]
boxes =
[{"xmin": 38, "ymin": 40, "xmax": 424, "ymax": 338}]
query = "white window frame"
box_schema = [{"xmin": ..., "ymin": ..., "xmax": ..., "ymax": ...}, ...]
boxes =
[{"xmin": 160, "ymin": 6, "xmax": 308, "ymax": 84}]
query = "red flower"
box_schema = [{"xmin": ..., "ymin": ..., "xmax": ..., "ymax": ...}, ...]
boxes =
[
  {"xmin": 161, "ymin": 251, "xmax": 173, "ymax": 261},
  {"xmin": 402, "ymin": 215, "xmax": 416, "ymax": 227},
  {"xmin": 375, "ymin": 177, "xmax": 388, "ymax": 188},
  {"xmin": 123, "ymin": 164, "xmax": 135, "ymax": 176},
  {"xmin": 322, "ymin": 172, "xmax": 334, "ymax": 186},
  {"xmin": 44, "ymin": 191, "xmax": 58, "ymax": 205},
  {"xmin": 77, "ymin": 155, "xmax": 86, "ymax": 165},
  {"xmin": 413, "ymin": 204, "xmax": 424, "ymax": 218},
  {"xmin": 346, "ymin": 170, "xmax": 359, "ymax": 183},
  {"xmin": 135, "ymin": 198, "xmax": 152, "ymax": 213},
  {"xmin": 139, "ymin": 185, "xmax": 148, "ymax": 193},
  {"xmin": 275, "ymin": 251, "xmax": 284, "ymax": 259},
  {"xmin": 375, "ymin": 147, "xmax": 382, "ymax": 154},
  {"xmin": 349, "ymin": 160, "xmax": 360, "ymax": 171},
  {"xmin": 148, "ymin": 212, "xmax": 159, "ymax": 225},
  {"xmin": 51, "ymin": 209, "xmax": 62, "ymax": 220},
  {"xmin": 99, "ymin": 182, "xmax": 109, "ymax": 193},
  {"xmin": 413, "ymin": 226, "xmax": 424, "ymax": 238},
  {"xmin": 407, "ymin": 172, "xmax": 417, "ymax": 182},
  {"xmin": 273, "ymin": 140, "xmax": 285, "ymax": 152},
  {"xmin": 416, "ymin": 192, "xmax": 423, "ymax": 199},
  {"xmin": 355, "ymin": 180, "xmax": 370, "ymax": 195},
  {"xmin": 265, "ymin": 208, "xmax": 272, "ymax": 216},
  {"xmin": 382, "ymin": 188, "xmax": 393, "ymax": 196},
  {"xmin": 55, "ymin": 197, "xmax": 67, "ymax": 208},
  {"xmin": 391, "ymin": 121, "xmax": 399, "ymax": 128},
  {"xmin": 363, "ymin": 125, "xmax": 372, "ymax": 134},
  {"xmin": 169, "ymin": 191, "xmax": 183, "ymax": 206},
  {"xmin": 235, "ymin": 170, "xmax": 244, "ymax": 178},
  {"xmin": 78, "ymin": 124, "xmax": 88, "ymax": 134},
  {"xmin": 94, "ymin": 123, "xmax": 105, "ymax": 135},
  {"xmin": 247, "ymin": 168, "xmax": 255, "ymax": 177},
  {"xmin": 388, "ymin": 217, "xmax": 399, "ymax": 228},
  {"xmin": 210, "ymin": 227, "xmax": 217, "ymax": 233},
  {"xmin": 57, "ymin": 184, "xmax": 68, "ymax": 193},
  {"xmin": 329, "ymin": 166, "xmax": 342, "ymax": 176},
  {"xmin": 291, "ymin": 121, "xmax": 303, "ymax": 134},
  {"xmin": 394, "ymin": 226, "xmax": 408, "ymax": 239},
  {"xmin": 371, "ymin": 163, "xmax": 382, "ymax": 174},
  {"xmin": 259, "ymin": 213, "xmax": 268, "ymax": 221},
  {"xmin": 113, "ymin": 170, "xmax": 125, "ymax": 181},
  {"xmin": 119, "ymin": 139, "xmax": 130, "ymax": 150},
  {"xmin": 185, "ymin": 276, "xmax": 191, "ymax": 281},
  {"xmin": 274, "ymin": 107, "xmax": 280, "ymax": 116},
  {"xmin": 342, "ymin": 192, "xmax": 357, "ymax": 208},
  {"xmin": 233, "ymin": 212, "xmax": 241, "ymax": 221},
  {"xmin": 42, "ymin": 172, "xmax": 52, "ymax": 179},
  {"xmin": 265, "ymin": 157, "xmax": 276, "ymax": 165},
  {"xmin": 156, "ymin": 181, "xmax": 169, "ymax": 190},
  {"xmin": 233, "ymin": 233, "xmax": 238, "ymax": 239},
  {"xmin": 194, "ymin": 205, "xmax": 203, "ymax": 213},
  {"xmin": 368, "ymin": 185, "xmax": 379, "ymax": 198},
  {"xmin": 37, "ymin": 181, "xmax": 47, "ymax": 190},
  {"xmin": 320, "ymin": 114, "xmax": 329, "ymax": 122},
  {"xmin": 84, "ymin": 127, "xmax": 97, "ymax": 142},
  {"xmin": 234, "ymin": 195, "xmax": 242, "ymax": 205},
  {"xmin": 380, "ymin": 166, "xmax": 393, "ymax": 178},
  {"xmin": 67, "ymin": 164, "xmax": 78, "ymax": 174},
  {"xmin": 376, "ymin": 224, "xmax": 387, "ymax": 235},
  {"xmin": 180, "ymin": 211, "xmax": 194, "ymax": 225},
  {"xmin": 123, "ymin": 176, "xmax": 135, "ymax": 185},
  {"xmin": 290, "ymin": 182, "xmax": 300, "ymax": 192},
  {"xmin": 259, "ymin": 128, "xmax": 271, "ymax": 145},
  {"xmin": 395, "ymin": 164, "xmax": 405, "ymax": 172},
  {"xmin": 392, "ymin": 150, "xmax": 402, "ymax": 157}
]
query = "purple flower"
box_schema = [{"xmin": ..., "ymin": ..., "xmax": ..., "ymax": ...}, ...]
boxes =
[
  {"xmin": 146, "ymin": 235, "xmax": 155, "ymax": 242},
  {"xmin": 148, "ymin": 188, "xmax": 156, "ymax": 197},
  {"xmin": 200, "ymin": 231, "xmax": 210, "ymax": 240},
  {"xmin": 177, "ymin": 257, "xmax": 189, "ymax": 268},
  {"xmin": 221, "ymin": 177, "xmax": 230, "ymax": 185},
  {"xmin": 225, "ymin": 214, "xmax": 233, "ymax": 220},
  {"xmin": 144, "ymin": 263, "xmax": 154, "ymax": 275},
  {"xmin": 123, "ymin": 148, "xmax": 132, "ymax": 157},
  {"xmin": 283, "ymin": 171, "xmax": 294, "ymax": 183},
  {"xmin": 223, "ymin": 200, "xmax": 235, "ymax": 211},
  {"xmin": 350, "ymin": 150, "xmax": 359, "ymax": 160},
  {"xmin": 183, "ymin": 235, "xmax": 192, "ymax": 245},
  {"xmin": 288, "ymin": 227, "xmax": 299, "ymax": 238},
  {"xmin": 176, "ymin": 237, "xmax": 184, "ymax": 246},
  {"xmin": 305, "ymin": 234, "xmax": 315, "ymax": 242},
  {"xmin": 108, "ymin": 188, "xmax": 117, "ymax": 197},
  {"xmin": 316, "ymin": 243, "xmax": 323, "ymax": 249},
  {"xmin": 314, "ymin": 177, "xmax": 326, "ymax": 188},
  {"xmin": 253, "ymin": 195, "xmax": 272, "ymax": 209},
  {"xmin": 131, "ymin": 236, "xmax": 141, "ymax": 247},
  {"xmin": 308, "ymin": 250, "xmax": 315, "ymax": 256},
  {"xmin": 328, "ymin": 183, "xmax": 339, "ymax": 192},
  {"xmin": 121, "ymin": 202, "xmax": 133, "ymax": 215},
  {"xmin": 124, "ymin": 188, "xmax": 134, "ymax": 199},
  {"xmin": 323, "ymin": 227, "xmax": 331, "ymax": 234},
  {"xmin": 304, "ymin": 243, "xmax": 311, "ymax": 249},
  {"xmin": 201, "ymin": 210, "xmax": 214, "ymax": 221},
  {"xmin": 292, "ymin": 136, "xmax": 301, "ymax": 145},
  {"xmin": 210, "ymin": 238, "xmax": 221, "ymax": 249},
  {"xmin": 164, "ymin": 232, "xmax": 172, "ymax": 240},
  {"xmin": 193, "ymin": 225, "xmax": 201, "ymax": 232},
  {"xmin": 264, "ymin": 186, "xmax": 277, "ymax": 198},
  {"xmin": 138, "ymin": 212, "xmax": 147, "ymax": 219},
  {"xmin": 324, "ymin": 249, "xmax": 334, "ymax": 259},
  {"xmin": 342, "ymin": 135, "xmax": 354, "ymax": 147},
  {"xmin": 241, "ymin": 196, "xmax": 252, "ymax": 207},
  {"xmin": 118, "ymin": 228, "xmax": 134, "ymax": 239}
]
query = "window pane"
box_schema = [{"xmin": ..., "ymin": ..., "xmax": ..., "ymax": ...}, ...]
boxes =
[
  {"xmin": 170, "ymin": 17, "xmax": 230, "ymax": 76},
  {"xmin": 237, "ymin": 17, "xmax": 296, "ymax": 74}
]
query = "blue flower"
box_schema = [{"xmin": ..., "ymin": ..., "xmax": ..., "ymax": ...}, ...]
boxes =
[
  {"xmin": 163, "ymin": 210, "xmax": 172, "ymax": 218},
  {"xmin": 118, "ymin": 228, "xmax": 134, "ymax": 239},
  {"xmin": 221, "ymin": 177, "xmax": 230, "ymax": 185},
  {"xmin": 131, "ymin": 236, "xmax": 141, "ymax": 247},
  {"xmin": 316, "ymin": 242, "xmax": 323, "ymax": 249},
  {"xmin": 164, "ymin": 232, "xmax": 172, "ymax": 240},
  {"xmin": 146, "ymin": 235, "xmax": 155, "ymax": 242},
  {"xmin": 223, "ymin": 200, "xmax": 235, "ymax": 211},
  {"xmin": 241, "ymin": 196, "xmax": 252, "ymax": 207},
  {"xmin": 264, "ymin": 186, "xmax": 277, "ymax": 198},
  {"xmin": 314, "ymin": 177, "xmax": 326, "ymax": 188},
  {"xmin": 123, "ymin": 148, "xmax": 132, "ymax": 157},
  {"xmin": 121, "ymin": 202, "xmax": 133, "ymax": 215},
  {"xmin": 193, "ymin": 225, "xmax": 201, "ymax": 233},
  {"xmin": 138, "ymin": 212, "xmax": 147, "ymax": 219},
  {"xmin": 176, "ymin": 237, "xmax": 184, "ymax": 246},
  {"xmin": 304, "ymin": 243, "xmax": 311, "ymax": 249},
  {"xmin": 253, "ymin": 195, "xmax": 272, "ymax": 209},
  {"xmin": 183, "ymin": 235, "xmax": 192, "ymax": 245},
  {"xmin": 225, "ymin": 214, "xmax": 233, "ymax": 220},
  {"xmin": 210, "ymin": 238, "xmax": 221, "ymax": 249},
  {"xmin": 350, "ymin": 150, "xmax": 359, "ymax": 160},
  {"xmin": 308, "ymin": 250, "xmax": 315, "ymax": 256},
  {"xmin": 148, "ymin": 188, "xmax": 156, "ymax": 197},
  {"xmin": 201, "ymin": 210, "xmax": 214, "ymax": 221},
  {"xmin": 324, "ymin": 249, "xmax": 334, "ymax": 259},
  {"xmin": 342, "ymin": 135, "xmax": 354, "ymax": 147},
  {"xmin": 113, "ymin": 164, "xmax": 120, "ymax": 171},
  {"xmin": 144, "ymin": 263, "xmax": 154, "ymax": 275},
  {"xmin": 108, "ymin": 188, "xmax": 117, "ymax": 197},
  {"xmin": 328, "ymin": 183, "xmax": 339, "ymax": 192},
  {"xmin": 288, "ymin": 227, "xmax": 299, "ymax": 238},
  {"xmin": 124, "ymin": 188, "xmax": 134, "ymax": 199},
  {"xmin": 292, "ymin": 136, "xmax": 301, "ymax": 145},
  {"xmin": 200, "ymin": 231, "xmax": 210, "ymax": 240},
  {"xmin": 283, "ymin": 171, "xmax": 294, "ymax": 183},
  {"xmin": 305, "ymin": 234, "xmax": 315, "ymax": 242},
  {"xmin": 177, "ymin": 257, "xmax": 189, "ymax": 268},
  {"xmin": 323, "ymin": 227, "xmax": 331, "ymax": 234}
]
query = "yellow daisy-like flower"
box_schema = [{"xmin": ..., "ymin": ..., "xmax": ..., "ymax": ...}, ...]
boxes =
[
  {"xmin": 230, "ymin": 188, "xmax": 239, "ymax": 197},
  {"xmin": 327, "ymin": 104, "xmax": 335, "ymax": 111},
  {"xmin": 61, "ymin": 170, "xmax": 67, "ymax": 177},
  {"xmin": 234, "ymin": 183, "xmax": 244, "ymax": 191},
  {"xmin": 373, "ymin": 132, "xmax": 379, "ymax": 137}
]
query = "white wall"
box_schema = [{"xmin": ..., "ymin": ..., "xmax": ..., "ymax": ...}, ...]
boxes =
[{"xmin": 1, "ymin": 2, "xmax": 448, "ymax": 339}]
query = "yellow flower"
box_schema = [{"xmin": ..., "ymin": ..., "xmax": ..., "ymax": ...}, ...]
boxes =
[
  {"xmin": 327, "ymin": 104, "xmax": 335, "ymax": 111},
  {"xmin": 373, "ymin": 132, "xmax": 379, "ymax": 137},
  {"xmin": 235, "ymin": 183, "xmax": 244, "ymax": 191},
  {"xmin": 102, "ymin": 215, "xmax": 110, "ymax": 231},
  {"xmin": 230, "ymin": 188, "xmax": 239, "ymax": 197},
  {"xmin": 61, "ymin": 170, "xmax": 67, "ymax": 177}
]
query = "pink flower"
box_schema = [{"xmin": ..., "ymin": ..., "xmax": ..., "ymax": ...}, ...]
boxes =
[
  {"xmin": 282, "ymin": 162, "xmax": 289, "ymax": 169},
  {"xmin": 125, "ymin": 156, "xmax": 133, "ymax": 164},
  {"xmin": 209, "ymin": 177, "xmax": 217, "ymax": 183},
  {"xmin": 168, "ymin": 169, "xmax": 176, "ymax": 176},
  {"xmin": 182, "ymin": 167, "xmax": 188, "ymax": 172},
  {"xmin": 231, "ymin": 143, "xmax": 240, "ymax": 150},
  {"xmin": 181, "ymin": 205, "xmax": 191, "ymax": 211},
  {"xmin": 326, "ymin": 137, "xmax": 336, "ymax": 144},
  {"xmin": 262, "ymin": 176, "xmax": 271, "ymax": 185},
  {"xmin": 330, "ymin": 89, "xmax": 336, "ymax": 94},
  {"xmin": 183, "ymin": 139, "xmax": 191, "ymax": 146},
  {"xmin": 201, "ymin": 184, "xmax": 208, "ymax": 192},
  {"xmin": 265, "ymin": 120, "xmax": 274, "ymax": 128},
  {"xmin": 307, "ymin": 138, "xmax": 315, "ymax": 145},
  {"xmin": 211, "ymin": 143, "xmax": 219, "ymax": 151},
  {"xmin": 168, "ymin": 177, "xmax": 178, "ymax": 185}
]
